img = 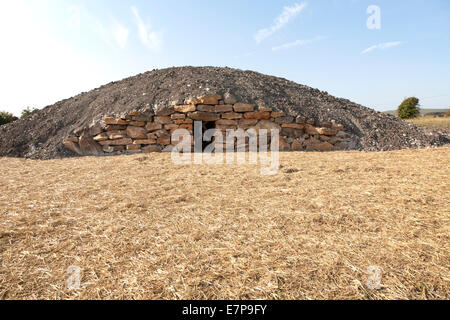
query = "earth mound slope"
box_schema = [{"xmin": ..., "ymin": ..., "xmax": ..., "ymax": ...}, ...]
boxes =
[{"xmin": 0, "ymin": 66, "xmax": 448, "ymax": 159}]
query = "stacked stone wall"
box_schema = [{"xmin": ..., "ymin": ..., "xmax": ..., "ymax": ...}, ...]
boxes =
[{"xmin": 64, "ymin": 93, "xmax": 354, "ymax": 156}]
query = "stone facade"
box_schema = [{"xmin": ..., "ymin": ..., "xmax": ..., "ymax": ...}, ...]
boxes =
[{"xmin": 64, "ymin": 94, "xmax": 354, "ymax": 156}]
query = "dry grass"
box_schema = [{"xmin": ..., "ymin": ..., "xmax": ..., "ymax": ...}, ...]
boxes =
[
  {"xmin": 407, "ymin": 115, "xmax": 450, "ymax": 127},
  {"xmin": 0, "ymin": 149, "xmax": 449, "ymax": 300}
]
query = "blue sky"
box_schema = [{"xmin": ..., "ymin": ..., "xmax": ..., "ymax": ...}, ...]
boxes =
[{"xmin": 1, "ymin": 0, "xmax": 449, "ymax": 115}]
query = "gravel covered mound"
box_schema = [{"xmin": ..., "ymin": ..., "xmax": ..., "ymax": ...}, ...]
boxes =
[{"xmin": 0, "ymin": 66, "xmax": 448, "ymax": 159}]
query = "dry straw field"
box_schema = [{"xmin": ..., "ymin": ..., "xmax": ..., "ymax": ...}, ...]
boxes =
[
  {"xmin": 410, "ymin": 116, "xmax": 450, "ymax": 127},
  {"xmin": 0, "ymin": 149, "xmax": 449, "ymax": 300}
]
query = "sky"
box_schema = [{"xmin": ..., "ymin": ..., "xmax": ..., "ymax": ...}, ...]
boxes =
[{"xmin": 0, "ymin": 0, "xmax": 449, "ymax": 116}]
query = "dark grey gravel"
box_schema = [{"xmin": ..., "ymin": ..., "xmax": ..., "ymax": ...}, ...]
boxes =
[{"xmin": 0, "ymin": 66, "xmax": 448, "ymax": 159}]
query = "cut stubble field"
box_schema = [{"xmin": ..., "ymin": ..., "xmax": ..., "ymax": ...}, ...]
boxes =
[{"xmin": 0, "ymin": 149, "xmax": 449, "ymax": 300}]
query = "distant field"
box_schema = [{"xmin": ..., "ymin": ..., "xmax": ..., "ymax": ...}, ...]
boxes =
[
  {"xmin": 406, "ymin": 115, "xmax": 450, "ymax": 128},
  {"xmin": 0, "ymin": 149, "xmax": 449, "ymax": 300},
  {"xmin": 384, "ymin": 108, "xmax": 449, "ymax": 117}
]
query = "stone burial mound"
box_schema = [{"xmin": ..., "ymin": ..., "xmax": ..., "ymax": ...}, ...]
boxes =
[{"xmin": 0, "ymin": 66, "xmax": 448, "ymax": 159}]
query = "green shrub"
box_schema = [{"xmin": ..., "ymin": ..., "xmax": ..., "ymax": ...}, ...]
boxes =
[
  {"xmin": 0, "ymin": 111, "xmax": 16, "ymax": 126},
  {"xmin": 21, "ymin": 107, "xmax": 37, "ymax": 119},
  {"xmin": 397, "ymin": 97, "xmax": 420, "ymax": 119}
]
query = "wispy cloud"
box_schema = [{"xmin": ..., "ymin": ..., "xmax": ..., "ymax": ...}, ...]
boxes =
[
  {"xmin": 272, "ymin": 35, "xmax": 326, "ymax": 51},
  {"xmin": 112, "ymin": 20, "xmax": 129, "ymax": 49},
  {"xmin": 131, "ymin": 6, "xmax": 162, "ymax": 53},
  {"xmin": 255, "ymin": 2, "xmax": 307, "ymax": 43},
  {"xmin": 362, "ymin": 41, "xmax": 404, "ymax": 54}
]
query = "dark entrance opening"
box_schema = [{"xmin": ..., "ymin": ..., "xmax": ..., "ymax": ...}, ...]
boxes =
[{"xmin": 202, "ymin": 121, "xmax": 216, "ymax": 151}]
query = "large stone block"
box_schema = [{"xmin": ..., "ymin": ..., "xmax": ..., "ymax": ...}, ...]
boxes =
[
  {"xmin": 216, "ymin": 119, "xmax": 238, "ymax": 126},
  {"xmin": 197, "ymin": 104, "xmax": 233, "ymax": 113},
  {"xmin": 187, "ymin": 112, "xmax": 220, "ymax": 121},
  {"xmin": 305, "ymin": 124, "xmax": 320, "ymax": 135},
  {"xmin": 107, "ymin": 131, "xmax": 127, "ymax": 140},
  {"xmin": 129, "ymin": 121, "xmax": 146, "ymax": 127},
  {"xmin": 104, "ymin": 117, "xmax": 128, "ymax": 125},
  {"xmin": 99, "ymin": 138, "xmax": 133, "ymax": 146},
  {"xmin": 243, "ymin": 112, "xmax": 271, "ymax": 120},
  {"xmin": 155, "ymin": 106, "xmax": 175, "ymax": 116},
  {"xmin": 147, "ymin": 133, "xmax": 157, "ymax": 140},
  {"xmin": 146, "ymin": 122, "xmax": 163, "ymax": 131},
  {"xmin": 63, "ymin": 140, "xmax": 82, "ymax": 155},
  {"xmin": 171, "ymin": 113, "xmax": 186, "ymax": 120},
  {"xmin": 127, "ymin": 144, "xmax": 141, "ymax": 151},
  {"xmin": 187, "ymin": 94, "xmax": 222, "ymax": 105},
  {"xmin": 234, "ymin": 103, "xmax": 254, "ymax": 112},
  {"xmin": 317, "ymin": 128, "xmax": 338, "ymax": 136},
  {"xmin": 238, "ymin": 119, "xmax": 258, "ymax": 128},
  {"xmin": 222, "ymin": 112, "xmax": 243, "ymax": 120},
  {"xmin": 79, "ymin": 134, "xmax": 103, "ymax": 155},
  {"xmin": 165, "ymin": 123, "xmax": 179, "ymax": 130},
  {"xmin": 93, "ymin": 133, "xmax": 109, "ymax": 142},
  {"xmin": 134, "ymin": 139, "xmax": 157, "ymax": 145},
  {"xmin": 254, "ymin": 120, "xmax": 281, "ymax": 131},
  {"xmin": 174, "ymin": 105, "xmax": 196, "ymax": 113},
  {"xmin": 157, "ymin": 134, "xmax": 171, "ymax": 146},
  {"xmin": 216, "ymin": 124, "xmax": 237, "ymax": 130},
  {"xmin": 172, "ymin": 118, "xmax": 193, "ymax": 125},
  {"xmin": 126, "ymin": 126, "xmax": 148, "ymax": 139},
  {"xmin": 271, "ymin": 112, "xmax": 286, "ymax": 118},
  {"xmin": 153, "ymin": 129, "xmax": 169, "ymax": 137},
  {"xmin": 154, "ymin": 116, "xmax": 173, "ymax": 124},
  {"xmin": 179, "ymin": 124, "xmax": 193, "ymax": 134},
  {"xmin": 282, "ymin": 123, "xmax": 305, "ymax": 129},
  {"xmin": 198, "ymin": 94, "xmax": 222, "ymax": 105},
  {"xmin": 105, "ymin": 124, "xmax": 127, "ymax": 131}
]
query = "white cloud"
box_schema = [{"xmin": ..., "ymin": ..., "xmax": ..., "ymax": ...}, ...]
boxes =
[
  {"xmin": 112, "ymin": 21, "xmax": 129, "ymax": 49},
  {"xmin": 255, "ymin": 2, "xmax": 307, "ymax": 43},
  {"xmin": 272, "ymin": 35, "xmax": 326, "ymax": 51},
  {"xmin": 131, "ymin": 6, "xmax": 162, "ymax": 53},
  {"xmin": 67, "ymin": 6, "xmax": 81, "ymax": 29},
  {"xmin": 362, "ymin": 41, "xmax": 404, "ymax": 54}
]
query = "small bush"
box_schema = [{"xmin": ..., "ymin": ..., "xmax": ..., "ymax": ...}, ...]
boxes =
[
  {"xmin": 21, "ymin": 107, "xmax": 37, "ymax": 119},
  {"xmin": 0, "ymin": 111, "xmax": 17, "ymax": 126},
  {"xmin": 397, "ymin": 97, "xmax": 420, "ymax": 119}
]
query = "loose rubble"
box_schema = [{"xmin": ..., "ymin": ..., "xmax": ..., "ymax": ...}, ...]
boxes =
[{"xmin": 0, "ymin": 66, "xmax": 448, "ymax": 159}]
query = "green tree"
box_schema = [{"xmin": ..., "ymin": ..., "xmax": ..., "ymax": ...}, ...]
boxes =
[
  {"xmin": 20, "ymin": 107, "xmax": 37, "ymax": 119},
  {"xmin": 397, "ymin": 97, "xmax": 420, "ymax": 119},
  {"xmin": 0, "ymin": 111, "xmax": 17, "ymax": 126}
]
